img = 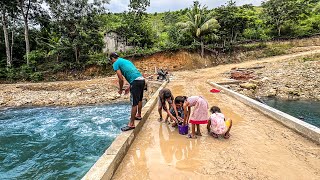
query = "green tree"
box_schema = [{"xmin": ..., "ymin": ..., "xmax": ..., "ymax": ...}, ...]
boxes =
[
  {"xmin": 129, "ymin": 0, "xmax": 150, "ymax": 14},
  {"xmin": 0, "ymin": 0, "xmax": 18, "ymax": 68},
  {"xmin": 177, "ymin": 1, "xmax": 220, "ymax": 58},
  {"xmin": 16, "ymin": 0, "xmax": 40, "ymax": 65},
  {"xmin": 112, "ymin": 0, "xmax": 154, "ymax": 48},
  {"xmin": 214, "ymin": 1, "xmax": 253, "ymax": 48},
  {"xmin": 45, "ymin": 0, "xmax": 108, "ymax": 65},
  {"xmin": 262, "ymin": 0, "xmax": 309, "ymax": 36},
  {"xmin": 116, "ymin": 12, "xmax": 155, "ymax": 47}
]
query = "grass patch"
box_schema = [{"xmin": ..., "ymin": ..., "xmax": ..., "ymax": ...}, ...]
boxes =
[
  {"xmin": 262, "ymin": 47, "xmax": 286, "ymax": 57},
  {"xmin": 259, "ymin": 43, "xmax": 294, "ymax": 57},
  {"xmin": 240, "ymin": 43, "xmax": 267, "ymax": 51},
  {"xmin": 300, "ymin": 54, "xmax": 320, "ymax": 62}
]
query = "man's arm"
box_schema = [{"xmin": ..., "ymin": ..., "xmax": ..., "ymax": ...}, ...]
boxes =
[{"xmin": 116, "ymin": 70, "xmax": 124, "ymax": 95}]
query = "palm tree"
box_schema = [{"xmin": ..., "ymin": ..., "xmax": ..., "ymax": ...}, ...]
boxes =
[{"xmin": 178, "ymin": 1, "xmax": 220, "ymax": 58}]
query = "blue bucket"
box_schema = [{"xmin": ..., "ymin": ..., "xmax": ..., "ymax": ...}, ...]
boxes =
[{"xmin": 178, "ymin": 124, "xmax": 188, "ymax": 135}]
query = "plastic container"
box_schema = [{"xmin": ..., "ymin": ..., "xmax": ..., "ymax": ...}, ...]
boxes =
[{"xmin": 178, "ymin": 124, "xmax": 188, "ymax": 135}]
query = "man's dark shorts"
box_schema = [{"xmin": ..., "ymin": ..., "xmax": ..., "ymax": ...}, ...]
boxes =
[{"xmin": 130, "ymin": 79, "xmax": 146, "ymax": 106}]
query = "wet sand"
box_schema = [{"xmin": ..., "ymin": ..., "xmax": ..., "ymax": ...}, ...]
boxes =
[{"xmin": 113, "ymin": 52, "xmax": 320, "ymax": 179}]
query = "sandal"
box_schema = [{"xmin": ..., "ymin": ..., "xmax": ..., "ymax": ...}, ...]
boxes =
[
  {"xmin": 186, "ymin": 134, "xmax": 197, "ymax": 139},
  {"xmin": 135, "ymin": 116, "xmax": 142, "ymax": 120},
  {"xmin": 121, "ymin": 125, "xmax": 135, "ymax": 131},
  {"xmin": 224, "ymin": 133, "xmax": 231, "ymax": 139},
  {"xmin": 158, "ymin": 117, "xmax": 163, "ymax": 122},
  {"xmin": 211, "ymin": 132, "xmax": 219, "ymax": 138}
]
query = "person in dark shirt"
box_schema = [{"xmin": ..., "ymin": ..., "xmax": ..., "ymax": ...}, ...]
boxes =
[
  {"xmin": 165, "ymin": 96, "xmax": 187, "ymax": 127},
  {"xmin": 157, "ymin": 88, "xmax": 179, "ymax": 123}
]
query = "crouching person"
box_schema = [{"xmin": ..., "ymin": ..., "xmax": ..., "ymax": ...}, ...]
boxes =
[
  {"xmin": 165, "ymin": 96, "xmax": 187, "ymax": 127},
  {"xmin": 207, "ymin": 106, "xmax": 232, "ymax": 139}
]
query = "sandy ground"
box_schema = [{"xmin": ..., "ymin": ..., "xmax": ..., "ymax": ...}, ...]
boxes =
[{"xmin": 113, "ymin": 51, "xmax": 320, "ymax": 179}]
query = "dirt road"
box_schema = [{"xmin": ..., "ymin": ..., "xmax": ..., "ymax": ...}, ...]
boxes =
[{"xmin": 112, "ymin": 50, "xmax": 320, "ymax": 179}]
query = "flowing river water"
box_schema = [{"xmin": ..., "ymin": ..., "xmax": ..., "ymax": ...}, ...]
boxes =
[{"xmin": 0, "ymin": 103, "xmax": 130, "ymax": 179}]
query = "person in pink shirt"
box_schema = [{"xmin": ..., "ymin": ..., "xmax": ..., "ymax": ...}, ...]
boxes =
[
  {"xmin": 207, "ymin": 106, "xmax": 232, "ymax": 139},
  {"xmin": 183, "ymin": 96, "xmax": 209, "ymax": 139}
]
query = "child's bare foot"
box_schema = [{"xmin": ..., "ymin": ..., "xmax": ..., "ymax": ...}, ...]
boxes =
[
  {"xmin": 195, "ymin": 132, "xmax": 202, "ymax": 136},
  {"xmin": 224, "ymin": 133, "xmax": 230, "ymax": 139},
  {"xmin": 158, "ymin": 117, "xmax": 163, "ymax": 122},
  {"xmin": 211, "ymin": 132, "xmax": 219, "ymax": 138}
]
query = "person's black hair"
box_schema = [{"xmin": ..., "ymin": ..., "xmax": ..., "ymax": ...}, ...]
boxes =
[
  {"xmin": 109, "ymin": 52, "xmax": 119, "ymax": 59},
  {"xmin": 210, "ymin": 106, "xmax": 221, "ymax": 114},
  {"xmin": 175, "ymin": 96, "xmax": 187, "ymax": 104},
  {"xmin": 163, "ymin": 91, "xmax": 171, "ymax": 99}
]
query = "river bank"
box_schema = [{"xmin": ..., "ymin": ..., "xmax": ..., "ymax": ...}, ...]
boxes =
[
  {"xmin": 0, "ymin": 48, "xmax": 320, "ymax": 109},
  {"xmin": 0, "ymin": 77, "xmax": 161, "ymax": 108},
  {"xmin": 224, "ymin": 53, "xmax": 320, "ymax": 101}
]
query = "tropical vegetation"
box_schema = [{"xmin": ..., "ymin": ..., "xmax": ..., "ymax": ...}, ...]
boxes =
[{"xmin": 1, "ymin": 0, "xmax": 320, "ymax": 82}]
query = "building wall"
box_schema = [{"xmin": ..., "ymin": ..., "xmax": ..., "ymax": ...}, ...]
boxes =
[{"xmin": 103, "ymin": 32, "xmax": 134, "ymax": 53}]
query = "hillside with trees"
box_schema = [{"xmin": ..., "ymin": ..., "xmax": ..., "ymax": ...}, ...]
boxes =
[{"xmin": 1, "ymin": 0, "xmax": 320, "ymax": 82}]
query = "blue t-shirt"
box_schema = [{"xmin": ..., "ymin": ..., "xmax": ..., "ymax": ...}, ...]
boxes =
[{"xmin": 112, "ymin": 58, "xmax": 142, "ymax": 84}]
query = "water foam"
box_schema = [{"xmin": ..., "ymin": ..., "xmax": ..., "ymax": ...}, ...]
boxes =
[{"xmin": 0, "ymin": 103, "xmax": 130, "ymax": 179}]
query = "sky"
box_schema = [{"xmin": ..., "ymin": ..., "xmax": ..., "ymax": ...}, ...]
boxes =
[{"xmin": 106, "ymin": 0, "xmax": 264, "ymax": 13}]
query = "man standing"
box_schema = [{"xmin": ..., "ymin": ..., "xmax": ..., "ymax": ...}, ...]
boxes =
[{"xmin": 109, "ymin": 52, "xmax": 145, "ymax": 131}]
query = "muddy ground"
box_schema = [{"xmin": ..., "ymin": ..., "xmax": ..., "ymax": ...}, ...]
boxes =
[{"xmin": 113, "ymin": 49, "xmax": 320, "ymax": 180}]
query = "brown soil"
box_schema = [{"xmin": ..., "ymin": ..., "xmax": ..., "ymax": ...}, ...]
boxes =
[{"xmin": 113, "ymin": 49, "xmax": 320, "ymax": 180}]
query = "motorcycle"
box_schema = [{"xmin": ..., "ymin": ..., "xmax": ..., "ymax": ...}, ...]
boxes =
[{"xmin": 156, "ymin": 68, "xmax": 170, "ymax": 82}]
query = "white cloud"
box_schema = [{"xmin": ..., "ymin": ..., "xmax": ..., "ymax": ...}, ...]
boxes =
[
  {"xmin": 105, "ymin": 0, "xmax": 263, "ymax": 13},
  {"xmin": 105, "ymin": 0, "xmax": 129, "ymax": 13}
]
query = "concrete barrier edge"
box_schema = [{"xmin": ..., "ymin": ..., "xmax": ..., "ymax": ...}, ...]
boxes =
[{"xmin": 82, "ymin": 81, "xmax": 168, "ymax": 180}]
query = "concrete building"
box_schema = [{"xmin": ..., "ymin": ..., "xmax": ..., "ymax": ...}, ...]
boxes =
[{"xmin": 103, "ymin": 31, "xmax": 134, "ymax": 53}]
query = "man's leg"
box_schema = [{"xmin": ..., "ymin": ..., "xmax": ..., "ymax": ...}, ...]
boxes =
[
  {"xmin": 136, "ymin": 101, "xmax": 142, "ymax": 118},
  {"xmin": 136, "ymin": 80, "xmax": 145, "ymax": 119},
  {"xmin": 129, "ymin": 105, "xmax": 138, "ymax": 127},
  {"xmin": 122, "ymin": 82, "xmax": 138, "ymax": 131}
]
